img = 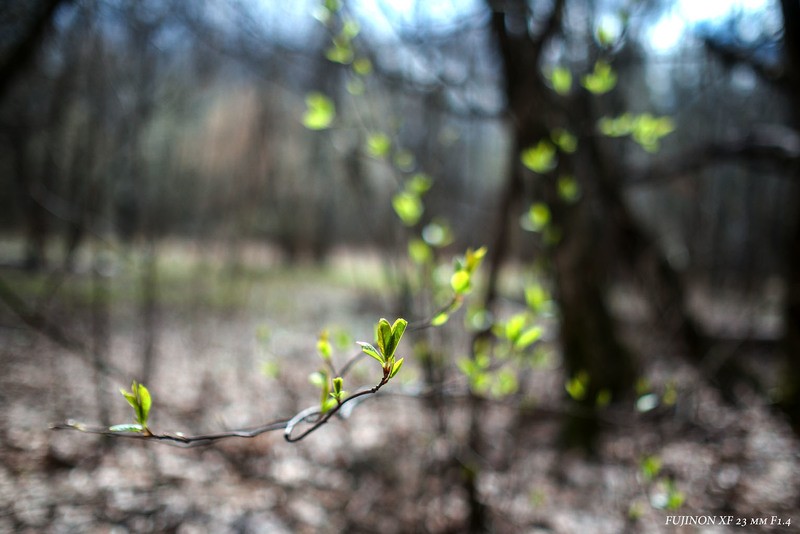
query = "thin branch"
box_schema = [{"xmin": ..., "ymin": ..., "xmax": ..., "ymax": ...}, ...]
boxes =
[
  {"xmin": 51, "ymin": 374, "xmax": 392, "ymax": 447},
  {"xmin": 703, "ymin": 36, "xmax": 787, "ymax": 88},
  {"xmin": 627, "ymin": 125, "xmax": 800, "ymax": 188}
]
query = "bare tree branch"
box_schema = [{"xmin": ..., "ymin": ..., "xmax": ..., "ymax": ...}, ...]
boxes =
[{"xmin": 627, "ymin": 125, "xmax": 800, "ymax": 187}]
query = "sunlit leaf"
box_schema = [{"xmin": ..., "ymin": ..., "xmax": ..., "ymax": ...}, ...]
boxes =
[
  {"xmin": 366, "ymin": 132, "xmax": 391, "ymax": 158},
  {"xmin": 390, "ymin": 357, "xmax": 404, "ymax": 378},
  {"xmin": 565, "ymin": 372, "xmax": 589, "ymax": 401},
  {"xmin": 341, "ymin": 18, "xmax": 360, "ymax": 39},
  {"xmin": 492, "ymin": 369, "xmax": 518, "ymax": 397},
  {"xmin": 389, "ymin": 318, "xmax": 407, "ymax": 355},
  {"xmin": 557, "ymin": 175, "xmax": 581, "ymax": 203},
  {"xmin": 548, "ymin": 66, "xmax": 572, "ymax": 95},
  {"xmin": 377, "ymin": 318, "xmax": 392, "ymax": 356},
  {"xmin": 317, "ymin": 330, "xmax": 332, "ymax": 360},
  {"xmin": 353, "ymin": 57, "xmax": 373, "ymax": 76},
  {"xmin": 332, "ymin": 376, "xmax": 344, "ymax": 395},
  {"xmin": 431, "ymin": 312, "xmax": 449, "ymax": 326},
  {"xmin": 464, "ymin": 246, "xmax": 487, "ymax": 272},
  {"xmin": 451, "ymin": 269, "xmax": 471, "ymax": 294},
  {"xmin": 522, "ymin": 203, "xmax": 551, "ymax": 232},
  {"xmin": 525, "ymin": 284, "xmax": 549, "ymax": 312},
  {"xmin": 514, "ymin": 326, "xmax": 542, "ymax": 349},
  {"xmin": 632, "ymin": 114, "xmax": 675, "ymax": 152},
  {"xmin": 521, "ymin": 141, "xmax": 556, "ymax": 173},
  {"xmin": 582, "ymin": 60, "xmax": 617, "ymax": 94},
  {"xmin": 357, "ymin": 341, "xmax": 384, "ymax": 364},
  {"xmin": 408, "ymin": 238, "xmax": 432, "ymax": 264},
  {"xmin": 321, "ymin": 397, "xmax": 337, "ymax": 413},
  {"xmin": 302, "ymin": 92, "xmax": 335, "ymax": 130},
  {"xmin": 640, "ymin": 455, "xmax": 662, "ymax": 481},
  {"xmin": 504, "ymin": 314, "xmax": 526, "ymax": 342},
  {"xmin": 325, "ymin": 42, "xmax": 353, "ymax": 64},
  {"xmin": 408, "ymin": 173, "xmax": 432, "ymax": 194},
  {"xmin": 392, "ymin": 192, "xmax": 423, "ymax": 226},
  {"xmin": 136, "ymin": 383, "xmax": 151, "ymax": 425},
  {"xmin": 551, "ymin": 129, "xmax": 577, "ymax": 153},
  {"xmin": 666, "ymin": 482, "xmax": 685, "ymax": 510}
]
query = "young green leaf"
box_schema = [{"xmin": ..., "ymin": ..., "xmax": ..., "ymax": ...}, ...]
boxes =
[
  {"xmin": 551, "ymin": 129, "xmax": 577, "ymax": 153},
  {"xmin": 315, "ymin": 370, "xmax": 332, "ymax": 412},
  {"xmin": 525, "ymin": 284, "xmax": 549, "ymax": 312},
  {"xmin": 522, "ymin": 203, "xmax": 551, "ymax": 232},
  {"xmin": 665, "ymin": 481, "xmax": 685, "ymax": 510},
  {"xmin": 408, "ymin": 173, "xmax": 433, "ymax": 194},
  {"xmin": 548, "ymin": 66, "xmax": 572, "ymax": 95},
  {"xmin": 317, "ymin": 330, "xmax": 333, "ymax": 360},
  {"xmin": 521, "ymin": 141, "xmax": 557, "ymax": 173},
  {"xmin": 557, "ymin": 175, "xmax": 581, "ymax": 203},
  {"xmin": 384, "ymin": 317, "xmax": 407, "ymax": 359},
  {"xmin": 353, "ymin": 57, "xmax": 372, "ymax": 76},
  {"xmin": 341, "ymin": 18, "xmax": 360, "ymax": 39},
  {"xmin": 431, "ymin": 312, "xmax": 449, "ymax": 326},
  {"xmin": 451, "ymin": 269, "xmax": 471, "ymax": 294},
  {"xmin": 504, "ymin": 314, "xmax": 526, "ymax": 342},
  {"xmin": 303, "ymin": 92, "xmax": 336, "ymax": 130},
  {"xmin": 408, "ymin": 238, "xmax": 432, "ymax": 264},
  {"xmin": 136, "ymin": 382, "xmax": 152, "ymax": 426},
  {"xmin": 120, "ymin": 381, "xmax": 152, "ymax": 428},
  {"xmin": 582, "ymin": 60, "xmax": 617, "ymax": 94},
  {"xmin": 492, "ymin": 369, "xmax": 518, "ymax": 397},
  {"xmin": 321, "ymin": 397, "xmax": 338, "ymax": 413},
  {"xmin": 392, "ymin": 192, "xmax": 423, "ymax": 226},
  {"xmin": 331, "ymin": 376, "xmax": 346, "ymax": 401},
  {"xmin": 357, "ymin": 341, "xmax": 385, "ymax": 364},
  {"xmin": 464, "ymin": 246, "xmax": 487, "ymax": 273},
  {"xmin": 565, "ymin": 372, "xmax": 589, "ymax": 401},
  {"xmin": 325, "ymin": 42, "xmax": 353, "ymax": 64},
  {"xmin": 514, "ymin": 326, "xmax": 542, "ymax": 350},
  {"xmin": 366, "ymin": 132, "xmax": 391, "ymax": 158},
  {"xmin": 389, "ymin": 357, "xmax": 404, "ymax": 379},
  {"xmin": 377, "ymin": 318, "xmax": 392, "ymax": 356},
  {"xmin": 391, "ymin": 317, "xmax": 407, "ymax": 342}
]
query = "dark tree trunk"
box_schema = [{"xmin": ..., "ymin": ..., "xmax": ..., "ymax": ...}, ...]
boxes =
[
  {"xmin": 0, "ymin": 0, "xmax": 69, "ymax": 103},
  {"xmin": 779, "ymin": 0, "xmax": 800, "ymax": 432},
  {"xmin": 486, "ymin": 0, "xmax": 637, "ymax": 450}
]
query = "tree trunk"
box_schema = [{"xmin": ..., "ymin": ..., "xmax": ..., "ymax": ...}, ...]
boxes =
[
  {"xmin": 486, "ymin": 0, "xmax": 637, "ymax": 450},
  {"xmin": 779, "ymin": 0, "xmax": 800, "ymax": 432}
]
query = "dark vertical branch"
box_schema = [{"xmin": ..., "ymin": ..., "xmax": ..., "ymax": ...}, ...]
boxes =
[
  {"xmin": 778, "ymin": 0, "xmax": 800, "ymax": 431},
  {"xmin": 0, "ymin": 0, "xmax": 70, "ymax": 102}
]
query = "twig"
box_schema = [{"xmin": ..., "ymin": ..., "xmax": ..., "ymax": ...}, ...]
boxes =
[{"xmin": 51, "ymin": 376, "xmax": 392, "ymax": 447}]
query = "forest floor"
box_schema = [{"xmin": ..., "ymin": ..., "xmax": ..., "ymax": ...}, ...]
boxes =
[{"xmin": 0, "ymin": 240, "xmax": 798, "ymax": 533}]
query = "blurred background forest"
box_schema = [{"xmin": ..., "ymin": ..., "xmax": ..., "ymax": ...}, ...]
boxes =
[{"xmin": 1, "ymin": 0, "xmax": 799, "ymax": 532}]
